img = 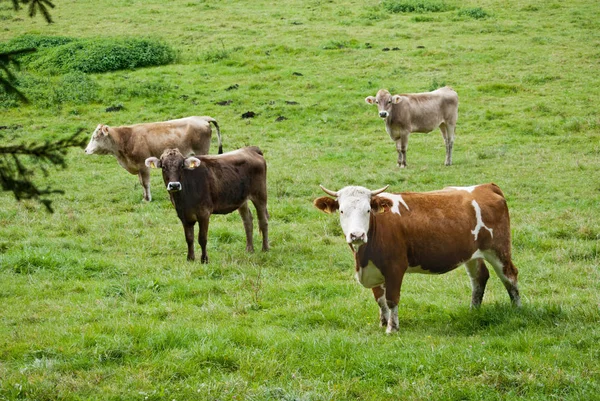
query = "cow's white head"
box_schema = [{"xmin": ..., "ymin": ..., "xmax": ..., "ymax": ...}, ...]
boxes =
[
  {"xmin": 84, "ymin": 124, "xmax": 115, "ymax": 155},
  {"xmin": 314, "ymin": 185, "xmax": 391, "ymax": 249},
  {"xmin": 365, "ymin": 89, "xmax": 403, "ymax": 119},
  {"xmin": 145, "ymin": 148, "xmax": 201, "ymax": 193}
]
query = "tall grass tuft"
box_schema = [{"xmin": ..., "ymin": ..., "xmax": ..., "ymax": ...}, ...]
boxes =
[{"xmin": 382, "ymin": 0, "xmax": 454, "ymax": 13}]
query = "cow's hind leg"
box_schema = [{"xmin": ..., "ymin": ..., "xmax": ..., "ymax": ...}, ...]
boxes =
[
  {"xmin": 138, "ymin": 168, "xmax": 151, "ymax": 201},
  {"xmin": 251, "ymin": 198, "xmax": 269, "ymax": 252},
  {"xmin": 439, "ymin": 123, "xmax": 455, "ymax": 166},
  {"xmin": 465, "ymin": 259, "xmax": 490, "ymax": 308},
  {"xmin": 372, "ymin": 285, "xmax": 389, "ymax": 327},
  {"xmin": 238, "ymin": 201, "xmax": 254, "ymax": 253},
  {"xmin": 484, "ymin": 251, "xmax": 521, "ymax": 307}
]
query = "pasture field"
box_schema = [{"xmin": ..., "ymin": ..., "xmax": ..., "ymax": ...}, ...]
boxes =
[{"xmin": 1, "ymin": 0, "xmax": 599, "ymax": 399}]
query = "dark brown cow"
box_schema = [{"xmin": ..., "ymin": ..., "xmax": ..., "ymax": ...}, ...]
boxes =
[
  {"xmin": 145, "ymin": 147, "xmax": 269, "ymax": 263},
  {"xmin": 365, "ymin": 87, "xmax": 458, "ymax": 167},
  {"xmin": 85, "ymin": 116, "xmax": 223, "ymax": 201},
  {"xmin": 314, "ymin": 183, "xmax": 520, "ymax": 333}
]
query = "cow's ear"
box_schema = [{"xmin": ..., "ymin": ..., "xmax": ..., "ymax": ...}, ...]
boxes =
[
  {"xmin": 365, "ymin": 96, "xmax": 376, "ymax": 105},
  {"xmin": 313, "ymin": 197, "xmax": 339, "ymax": 214},
  {"xmin": 100, "ymin": 125, "xmax": 110, "ymax": 136},
  {"xmin": 392, "ymin": 95, "xmax": 403, "ymax": 104},
  {"xmin": 371, "ymin": 196, "xmax": 393, "ymax": 214},
  {"xmin": 145, "ymin": 157, "xmax": 161, "ymax": 169},
  {"xmin": 184, "ymin": 157, "xmax": 201, "ymax": 170}
]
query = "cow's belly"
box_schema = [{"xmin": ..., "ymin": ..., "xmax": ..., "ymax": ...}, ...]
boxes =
[{"xmin": 356, "ymin": 262, "xmax": 385, "ymax": 288}]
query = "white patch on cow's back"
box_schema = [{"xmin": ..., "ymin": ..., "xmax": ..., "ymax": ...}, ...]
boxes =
[
  {"xmin": 448, "ymin": 185, "xmax": 479, "ymax": 193},
  {"xmin": 380, "ymin": 192, "xmax": 409, "ymax": 215},
  {"xmin": 356, "ymin": 262, "xmax": 385, "ymax": 288},
  {"xmin": 406, "ymin": 265, "xmax": 436, "ymax": 274},
  {"xmin": 470, "ymin": 200, "xmax": 493, "ymax": 241}
]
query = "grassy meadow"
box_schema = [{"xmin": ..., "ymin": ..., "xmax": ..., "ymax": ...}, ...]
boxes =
[{"xmin": 1, "ymin": 0, "xmax": 599, "ymax": 399}]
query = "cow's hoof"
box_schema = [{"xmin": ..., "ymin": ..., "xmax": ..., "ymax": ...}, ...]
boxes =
[
  {"xmin": 380, "ymin": 319, "xmax": 388, "ymax": 327},
  {"xmin": 246, "ymin": 246, "xmax": 255, "ymax": 253},
  {"xmin": 201, "ymin": 256, "xmax": 209, "ymax": 264},
  {"xmin": 385, "ymin": 326, "xmax": 399, "ymax": 334}
]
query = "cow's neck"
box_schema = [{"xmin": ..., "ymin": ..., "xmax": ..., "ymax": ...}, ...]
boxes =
[{"xmin": 354, "ymin": 213, "xmax": 378, "ymax": 268}]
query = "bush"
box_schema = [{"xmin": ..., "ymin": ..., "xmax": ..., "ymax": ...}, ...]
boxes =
[
  {"xmin": 0, "ymin": 34, "xmax": 75, "ymax": 53},
  {"xmin": 29, "ymin": 37, "xmax": 176, "ymax": 74},
  {"xmin": 458, "ymin": 7, "xmax": 490, "ymax": 19},
  {"xmin": 382, "ymin": 0, "xmax": 454, "ymax": 13}
]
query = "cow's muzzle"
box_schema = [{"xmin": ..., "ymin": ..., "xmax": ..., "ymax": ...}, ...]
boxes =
[
  {"xmin": 379, "ymin": 111, "xmax": 389, "ymax": 118},
  {"xmin": 167, "ymin": 182, "xmax": 182, "ymax": 192},
  {"xmin": 349, "ymin": 232, "xmax": 367, "ymax": 245}
]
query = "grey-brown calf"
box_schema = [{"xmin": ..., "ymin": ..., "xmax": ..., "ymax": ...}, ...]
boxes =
[
  {"xmin": 146, "ymin": 147, "xmax": 269, "ymax": 263},
  {"xmin": 85, "ymin": 116, "xmax": 223, "ymax": 201},
  {"xmin": 365, "ymin": 87, "xmax": 458, "ymax": 168}
]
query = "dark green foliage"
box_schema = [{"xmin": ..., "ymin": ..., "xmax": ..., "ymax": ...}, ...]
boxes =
[
  {"xmin": 458, "ymin": 7, "xmax": 490, "ymax": 19},
  {"xmin": 0, "ymin": 34, "xmax": 74, "ymax": 53},
  {"xmin": 382, "ymin": 0, "xmax": 454, "ymax": 13},
  {"xmin": 28, "ymin": 37, "xmax": 176, "ymax": 74}
]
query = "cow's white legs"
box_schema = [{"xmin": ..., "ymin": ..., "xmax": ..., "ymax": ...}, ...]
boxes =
[
  {"xmin": 372, "ymin": 285, "xmax": 389, "ymax": 327},
  {"xmin": 464, "ymin": 259, "xmax": 490, "ymax": 308},
  {"xmin": 395, "ymin": 134, "xmax": 409, "ymax": 168},
  {"xmin": 138, "ymin": 168, "xmax": 151, "ymax": 201},
  {"xmin": 384, "ymin": 273, "xmax": 403, "ymax": 333},
  {"xmin": 482, "ymin": 250, "xmax": 521, "ymax": 307},
  {"xmin": 238, "ymin": 201, "xmax": 255, "ymax": 253}
]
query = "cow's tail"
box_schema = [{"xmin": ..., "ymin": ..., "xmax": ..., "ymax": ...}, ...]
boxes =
[{"xmin": 203, "ymin": 116, "xmax": 223, "ymax": 154}]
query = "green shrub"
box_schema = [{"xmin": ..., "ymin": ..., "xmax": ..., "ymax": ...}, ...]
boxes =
[
  {"xmin": 27, "ymin": 37, "xmax": 176, "ymax": 74},
  {"xmin": 0, "ymin": 34, "xmax": 74, "ymax": 53},
  {"xmin": 458, "ymin": 7, "xmax": 490, "ymax": 19},
  {"xmin": 382, "ymin": 0, "xmax": 454, "ymax": 13}
]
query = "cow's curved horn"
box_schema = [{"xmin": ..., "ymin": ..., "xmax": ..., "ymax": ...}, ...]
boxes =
[
  {"xmin": 319, "ymin": 185, "xmax": 338, "ymax": 197},
  {"xmin": 371, "ymin": 185, "xmax": 389, "ymax": 196}
]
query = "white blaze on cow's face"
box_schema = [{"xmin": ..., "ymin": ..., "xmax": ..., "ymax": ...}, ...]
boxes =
[
  {"xmin": 336, "ymin": 186, "xmax": 376, "ymax": 246},
  {"xmin": 365, "ymin": 89, "xmax": 402, "ymax": 119},
  {"xmin": 84, "ymin": 124, "xmax": 114, "ymax": 155}
]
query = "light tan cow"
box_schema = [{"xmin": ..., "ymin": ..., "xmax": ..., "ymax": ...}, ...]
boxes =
[
  {"xmin": 314, "ymin": 183, "xmax": 520, "ymax": 333},
  {"xmin": 85, "ymin": 116, "xmax": 222, "ymax": 201},
  {"xmin": 365, "ymin": 86, "xmax": 458, "ymax": 167}
]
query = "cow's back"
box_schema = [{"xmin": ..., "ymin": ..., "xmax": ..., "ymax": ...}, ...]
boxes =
[
  {"xmin": 120, "ymin": 117, "xmax": 213, "ymax": 163},
  {"xmin": 374, "ymin": 183, "xmax": 509, "ymax": 272}
]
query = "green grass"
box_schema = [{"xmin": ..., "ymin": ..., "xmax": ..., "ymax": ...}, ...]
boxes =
[{"xmin": 1, "ymin": 0, "xmax": 599, "ymax": 400}]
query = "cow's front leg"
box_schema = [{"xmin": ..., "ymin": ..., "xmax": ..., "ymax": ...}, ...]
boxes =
[
  {"xmin": 138, "ymin": 168, "xmax": 151, "ymax": 201},
  {"xmin": 372, "ymin": 285, "xmax": 389, "ymax": 327},
  {"xmin": 384, "ymin": 274, "xmax": 404, "ymax": 333},
  {"xmin": 183, "ymin": 222, "xmax": 195, "ymax": 261},
  {"xmin": 395, "ymin": 134, "xmax": 409, "ymax": 168},
  {"xmin": 197, "ymin": 217, "xmax": 210, "ymax": 264}
]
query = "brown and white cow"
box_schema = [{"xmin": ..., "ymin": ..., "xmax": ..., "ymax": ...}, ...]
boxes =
[
  {"xmin": 314, "ymin": 183, "xmax": 520, "ymax": 333},
  {"xmin": 145, "ymin": 147, "xmax": 269, "ymax": 263},
  {"xmin": 365, "ymin": 87, "xmax": 458, "ymax": 167},
  {"xmin": 85, "ymin": 116, "xmax": 223, "ymax": 201}
]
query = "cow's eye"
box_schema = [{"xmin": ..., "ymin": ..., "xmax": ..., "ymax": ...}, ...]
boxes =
[
  {"xmin": 375, "ymin": 100, "xmax": 378, "ymax": 104},
  {"xmin": 367, "ymin": 209, "xmax": 371, "ymax": 214},
  {"xmin": 387, "ymin": 100, "xmax": 391, "ymax": 104},
  {"xmin": 340, "ymin": 210, "xmax": 344, "ymax": 214}
]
